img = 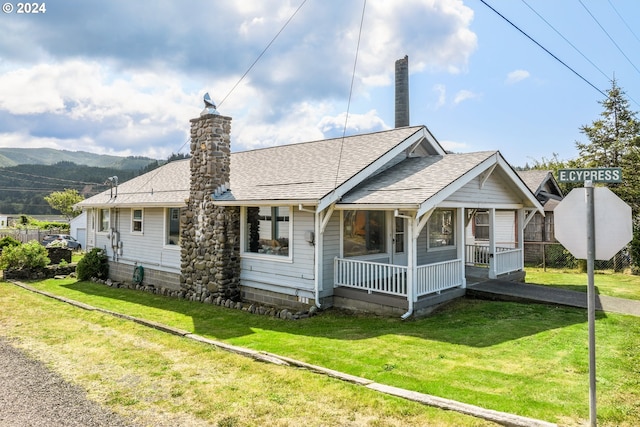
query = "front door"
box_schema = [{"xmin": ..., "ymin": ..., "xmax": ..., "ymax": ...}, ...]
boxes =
[{"xmin": 392, "ymin": 217, "xmax": 408, "ymax": 266}]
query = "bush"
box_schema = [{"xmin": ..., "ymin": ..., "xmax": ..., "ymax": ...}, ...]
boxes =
[
  {"xmin": 0, "ymin": 240, "xmax": 50, "ymax": 270},
  {"xmin": 0, "ymin": 236, "xmax": 21, "ymax": 250},
  {"xmin": 76, "ymin": 248, "xmax": 108, "ymax": 281}
]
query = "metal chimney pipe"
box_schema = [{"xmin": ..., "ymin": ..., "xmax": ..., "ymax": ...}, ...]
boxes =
[{"xmin": 395, "ymin": 55, "xmax": 409, "ymax": 128}]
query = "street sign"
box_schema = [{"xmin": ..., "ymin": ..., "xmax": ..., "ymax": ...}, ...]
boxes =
[
  {"xmin": 555, "ymin": 186, "xmax": 632, "ymax": 260},
  {"xmin": 554, "ymin": 181, "xmax": 631, "ymax": 427},
  {"xmin": 557, "ymin": 168, "xmax": 622, "ymax": 183}
]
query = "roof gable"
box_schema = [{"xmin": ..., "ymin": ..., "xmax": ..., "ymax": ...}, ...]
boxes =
[{"xmin": 215, "ymin": 126, "xmax": 439, "ymax": 205}]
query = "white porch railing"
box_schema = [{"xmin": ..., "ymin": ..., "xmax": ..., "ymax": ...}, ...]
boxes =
[
  {"xmin": 465, "ymin": 245, "xmax": 515, "ymax": 266},
  {"xmin": 334, "ymin": 258, "xmax": 407, "ymax": 296},
  {"xmin": 494, "ymin": 248, "xmax": 523, "ymax": 276},
  {"xmin": 416, "ymin": 259, "xmax": 463, "ymax": 297},
  {"xmin": 334, "ymin": 257, "xmax": 463, "ymax": 298}
]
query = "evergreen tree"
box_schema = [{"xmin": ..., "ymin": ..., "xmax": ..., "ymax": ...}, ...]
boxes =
[{"xmin": 575, "ymin": 79, "xmax": 640, "ymax": 271}]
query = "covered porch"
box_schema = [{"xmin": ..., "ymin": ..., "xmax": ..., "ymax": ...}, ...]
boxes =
[{"xmin": 332, "ymin": 207, "xmax": 532, "ymax": 318}]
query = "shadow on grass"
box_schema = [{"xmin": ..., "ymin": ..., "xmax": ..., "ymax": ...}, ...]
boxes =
[{"xmin": 59, "ymin": 280, "xmax": 596, "ymax": 348}]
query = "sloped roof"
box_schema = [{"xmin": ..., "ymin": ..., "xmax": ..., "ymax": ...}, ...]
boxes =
[
  {"xmin": 340, "ymin": 151, "xmax": 497, "ymax": 206},
  {"xmin": 215, "ymin": 126, "xmax": 428, "ymax": 202},
  {"xmin": 76, "ymin": 159, "xmax": 190, "ymax": 208},
  {"xmin": 516, "ymin": 170, "xmax": 563, "ymax": 207}
]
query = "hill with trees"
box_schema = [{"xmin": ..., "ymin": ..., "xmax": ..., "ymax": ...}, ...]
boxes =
[{"xmin": 0, "ymin": 147, "xmax": 174, "ymax": 215}]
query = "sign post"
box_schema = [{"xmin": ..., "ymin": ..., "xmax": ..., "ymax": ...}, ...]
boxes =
[{"xmin": 555, "ymin": 168, "xmax": 631, "ymax": 427}]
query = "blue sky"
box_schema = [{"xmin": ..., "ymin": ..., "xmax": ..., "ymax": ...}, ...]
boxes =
[{"xmin": 1, "ymin": 0, "xmax": 638, "ymax": 167}]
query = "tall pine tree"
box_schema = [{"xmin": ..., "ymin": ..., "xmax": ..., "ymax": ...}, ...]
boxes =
[{"xmin": 575, "ymin": 79, "xmax": 640, "ymax": 270}]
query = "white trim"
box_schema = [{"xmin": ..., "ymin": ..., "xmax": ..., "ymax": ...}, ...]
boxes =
[
  {"xmin": 240, "ymin": 205, "xmax": 294, "ymax": 263},
  {"xmin": 318, "ymin": 129, "xmax": 430, "ymax": 212},
  {"xmin": 131, "ymin": 208, "xmax": 144, "ymax": 235},
  {"xmin": 426, "ymin": 209, "xmax": 456, "ymax": 251},
  {"xmin": 163, "ymin": 207, "xmax": 181, "ymax": 248}
]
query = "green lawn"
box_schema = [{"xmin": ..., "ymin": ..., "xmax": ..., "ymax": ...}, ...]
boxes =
[
  {"xmin": 525, "ymin": 267, "xmax": 640, "ymax": 301},
  {"xmin": 9, "ymin": 277, "xmax": 640, "ymax": 426}
]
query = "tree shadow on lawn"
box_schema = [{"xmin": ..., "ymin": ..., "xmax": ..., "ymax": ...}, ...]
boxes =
[{"xmin": 61, "ymin": 281, "xmax": 598, "ymax": 348}]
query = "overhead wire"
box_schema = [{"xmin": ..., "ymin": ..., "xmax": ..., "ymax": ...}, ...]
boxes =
[
  {"xmin": 477, "ymin": 0, "xmax": 607, "ymax": 98},
  {"xmin": 606, "ymin": 0, "xmax": 640, "ymax": 46},
  {"xmin": 218, "ymin": 0, "xmax": 309, "ymax": 109},
  {"xmin": 577, "ymin": 0, "xmax": 640, "ymax": 77},
  {"xmin": 333, "ymin": 0, "xmax": 367, "ymax": 190}
]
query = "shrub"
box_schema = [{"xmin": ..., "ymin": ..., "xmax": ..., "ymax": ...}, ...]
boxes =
[
  {"xmin": 76, "ymin": 248, "xmax": 108, "ymax": 281},
  {"xmin": 0, "ymin": 236, "xmax": 21, "ymax": 250},
  {"xmin": 0, "ymin": 240, "xmax": 50, "ymax": 270}
]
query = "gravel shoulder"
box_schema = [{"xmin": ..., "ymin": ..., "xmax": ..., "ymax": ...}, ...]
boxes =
[{"xmin": 0, "ymin": 336, "xmax": 136, "ymax": 427}]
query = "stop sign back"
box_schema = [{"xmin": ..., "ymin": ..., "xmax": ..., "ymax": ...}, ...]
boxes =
[{"xmin": 554, "ymin": 187, "xmax": 632, "ymax": 260}]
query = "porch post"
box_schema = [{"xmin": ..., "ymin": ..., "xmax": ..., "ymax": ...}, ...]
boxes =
[
  {"xmin": 517, "ymin": 207, "xmax": 525, "ymax": 270},
  {"xmin": 402, "ymin": 214, "xmax": 417, "ymax": 319},
  {"xmin": 457, "ymin": 207, "xmax": 466, "ymax": 288},
  {"xmin": 488, "ymin": 208, "xmax": 497, "ymax": 279}
]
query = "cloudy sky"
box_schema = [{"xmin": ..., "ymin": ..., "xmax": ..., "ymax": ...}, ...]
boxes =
[{"xmin": 1, "ymin": 0, "xmax": 639, "ymax": 167}]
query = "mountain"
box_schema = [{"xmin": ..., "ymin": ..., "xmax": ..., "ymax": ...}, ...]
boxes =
[
  {"xmin": 0, "ymin": 148, "xmax": 157, "ymax": 170},
  {"xmin": 0, "ymin": 150, "xmax": 164, "ymax": 216}
]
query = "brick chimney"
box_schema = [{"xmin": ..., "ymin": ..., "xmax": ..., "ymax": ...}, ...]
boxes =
[
  {"xmin": 180, "ymin": 94, "xmax": 240, "ymax": 302},
  {"xmin": 395, "ymin": 55, "xmax": 410, "ymax": 128}
]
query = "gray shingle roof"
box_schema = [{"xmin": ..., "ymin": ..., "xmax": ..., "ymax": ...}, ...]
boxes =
[
  {"xmin": 77, "ymin": 159, "xmax": 190, "ymax": 208},
  {"xmin": 216, "ymin": 126, "xmax": 425, "ymax": 202},
  {"xmin": 516, "ymin": 170, "xmax": 553, "ymax": 195},
  {"xmin": 340, "ymin": 151, "xmax": 497, "ymax": 205}
]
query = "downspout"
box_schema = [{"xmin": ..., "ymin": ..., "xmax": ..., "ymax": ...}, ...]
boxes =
[
  {"xmin": 401, "ymin": 212, "xmax": 417, "ymax": 320},
  {"xmin": 313, "ymin": 209, "xmax": 322, "ymax": 308}
]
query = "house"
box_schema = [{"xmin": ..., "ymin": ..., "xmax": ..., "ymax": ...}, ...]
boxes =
[
  {"xmin": 69, "ymin": 211, "xmax": 87, "ymax": 251},
  {"xmin": 77, "ymin": 101, "xmax": 544, "ymax": 317},
  {"xmin": 517, "ymin": 170, "xmax": 564, "ymax": 265}
]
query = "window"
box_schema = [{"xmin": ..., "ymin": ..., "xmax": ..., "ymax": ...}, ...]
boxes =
[
  {"xmin": 474, "ymin": 211, "xmax": 489, "ymax": 240},
  {"xmin": 428, "ymin": 209, "xmax": 455, "ymax": 249},
  {"xmin": 132, "ymin": 209, "xmax": 143, "ymax": 233},
  {"xmin": 245, "ymin": 206, "xmax": 290, "ymax": 256},
  {"xmin": 343, "ymin": 210, "xmax": 386, "ymax": 257},
  {"xmin": 166, "ymin": 208, "xmax": 180, "ymax": 245},
  {"xmin": 99, "ymin": 209, "xmax": 110, "ymax": 232}
]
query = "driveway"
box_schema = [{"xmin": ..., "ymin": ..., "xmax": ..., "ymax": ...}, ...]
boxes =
[{"xmin": 0, "ymin": 337, "xmax": 136, "ymax": 427}]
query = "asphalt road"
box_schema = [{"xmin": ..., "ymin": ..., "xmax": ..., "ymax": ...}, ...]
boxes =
[{"xmin": 0, "ymin": 337, "xmax": 136, "ymax": 427}]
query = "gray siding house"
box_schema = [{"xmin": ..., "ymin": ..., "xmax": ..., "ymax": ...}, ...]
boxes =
[{"xmin": 77, "ymin": 103, "xmax": 543, "ymax": 317}]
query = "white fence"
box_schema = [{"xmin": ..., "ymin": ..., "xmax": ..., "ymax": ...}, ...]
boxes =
[
  {"xmin": 334, "ymin": 257, "xmax": 464, "ymax": 298},
  {"xmin": 494, "ymin": 248, "xmax": 523, "ymax": 276},
  {"xmin": 334, "ymin": 258, "xmax": 407, "ymax": 296},
  {"xmin": 416, "ymin": 259, "xmax": 464, "ymax": 297}
]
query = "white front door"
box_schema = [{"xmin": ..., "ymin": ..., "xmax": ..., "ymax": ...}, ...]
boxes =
[{"xmin": 392, "ymin": 217, "xmax": 408, "ymax": 266}]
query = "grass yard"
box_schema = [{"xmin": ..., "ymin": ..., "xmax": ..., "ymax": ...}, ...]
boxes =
[
  {"xmin": 6, "ymin": 277, "xmax": 640, "ymax": 426},
  {"xmin": 525, "ymin": 267, "xmax": 640, "ymax": 301},
  {"xmin": 0, "ymin": 282, "xmax": 491, "ymax": 427}
]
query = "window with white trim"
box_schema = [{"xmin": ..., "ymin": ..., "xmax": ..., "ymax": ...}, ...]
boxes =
[
  {"xmin": 132, "ymin": 209, "xmax": 143, "ymax": 233},
  {"xmin": 245, "ymin": 206, "xmax": 290, "ymax": 257},
  {"xmin": 343, "ymin": 210, "xmax": 386, "ymax": 257},
  {"xmin": 99, "ymin": 209, "xmax": 110, "ymax": 232},
  {"xmin": 474, "ymin": 211, "xmax": 489, "ymax": 240},
  {"xmin": 166, "ymin": 208, "xmax": 180, "ymax": 245},
  {"xmin": 428, "ymin": 209, "xmax": 455, "ymax": 249}
]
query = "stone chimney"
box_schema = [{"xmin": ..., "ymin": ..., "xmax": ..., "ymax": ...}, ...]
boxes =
[
  {"xmin": 180, "ymin": 94, "xmax": 240, "ymax": 302},
  {"xmin": 395, "ymin": 55, "xmax": 410, "ymax": 128}
]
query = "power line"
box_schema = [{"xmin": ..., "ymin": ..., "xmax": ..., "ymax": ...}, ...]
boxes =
[
  {"xmin": 218, "ymin": 0, "xmax": 309, "ymax": 108},
  {"xmin": 578, "ymin": 0, "xmax": 640, "ymax": 77},
  {"xmin": 477, "ymin": 0, "xmax": 607, "ymax": 98},
  {"xmin": 520, "ymin": 0, "xmax": 610, "ymax": 82},
  {"xmin": 606, "ymin": 0, "xmax": 640, "ymax": 46},
  {"xmin": 333, "ymin": 0, "xmax": 367, "ymax": 190}
]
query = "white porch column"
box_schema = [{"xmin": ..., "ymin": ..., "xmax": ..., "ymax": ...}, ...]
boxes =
[
  {"xmin": 488, "ymin": 208, "xmax": 497, "ymax": 279},
  {"xmin": 402, "ymin": 213, "xmax": 418, "ymax": 319},
  {"xmin": 517, "ymin": 207, "xmax": 525, "ymax": 270},
  {"xmin": 456, "ymin": 207, "xmax": 466, "ymax": 288}
]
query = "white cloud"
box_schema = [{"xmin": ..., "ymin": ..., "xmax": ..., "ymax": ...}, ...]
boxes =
[
  {"xmin": 439, "ymin": 139, "xmax": 470, "ymax": 153},
  {"xmin": 432, "ymin": 84, "xmax": 447, "ymax": 109},
  {"xmin": 453, "ymin": 90, "xmax": 480, "ymax": 105},
  {"xmin": 506, "ymin": 70, "xmax": 530, "ymax": 85}
]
